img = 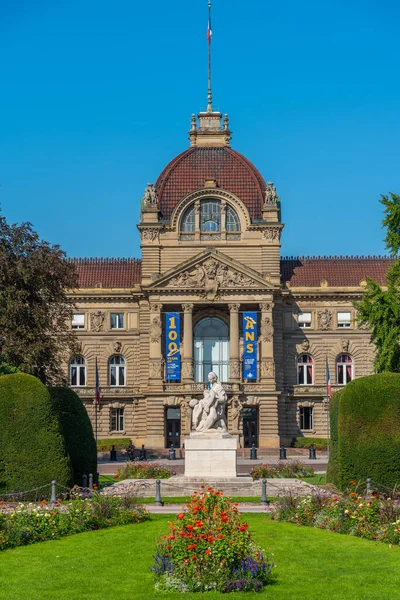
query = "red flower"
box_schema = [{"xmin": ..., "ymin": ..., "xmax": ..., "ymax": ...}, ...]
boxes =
[
  {"xmin": 179, "ymin": 532, "xmax": 186, "ymax": 538},
  {"xmin": 221, "ymin": 516, "xmax": 228, "ymax": 522},
  {"xmin": 191, "ymin": 555, "xmax": 197, "ymax": 561},
  {"xmin": 186, "ymin": 524, "xmax": 193, "ymax": 530},
  {"xmin": 186, "ymin": 544, "xmax": 197, "ymax": 550},
  {"xmin": 208, "ymin": 536, "xmax": 216, "ymax": 542},
  {"xmin": 217, "ymin": 534, "xmax": 224, "ymax": 539},
  {"xmin": 205, "ymin": 549, "xmax": 211, "ymax": 555},
  {"xmin": 186, "ymin": 534, "xmax": 193, "ymax": 539},
  {"xmin": 195, "ymin": 520, "xmax": 204, "ymax": 528},
  {"xmin": 350, "ymin": 481, "xmax": 356, "ymax": 486},
  {"xmin": 178, "ymin": 513, "xmax": 184, "ymax": 519}
]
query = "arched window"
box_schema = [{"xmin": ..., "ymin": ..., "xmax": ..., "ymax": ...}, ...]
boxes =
[
  {"xmin": 181, "ymin": 205, "xmax": 195, "ymax": 232},
  {"xmin": 297, "ymin": 354, "xmax": 313, "ymax": 385},
  {"xmin": 200, "ymin": 201, "xmax": 221, "ymax": 231},
  {"xmin": 109, "ymin": 355, "xmax": 126, "ymax": 386},
  {"xmin": 337, "ymin": 354, "xmax": 353, "ymax": 385},
  {"xmin": 194, "ymin": 317, "xmax": 229, "ymax": 382},
  {"xmin": 226, "ymin": 205, "xmax": 240, "ymax": 231},
  {"xmin": 70, "ymin": 355, "xmax": 86, "ymax": 386}
]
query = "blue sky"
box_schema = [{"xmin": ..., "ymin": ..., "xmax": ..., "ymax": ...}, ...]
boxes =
[{"xmin": 0, "ymin": 0, "xmax": 399, "ymax": 259}]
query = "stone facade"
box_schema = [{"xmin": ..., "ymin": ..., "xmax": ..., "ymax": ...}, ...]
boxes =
[{"xmin": 68, "ymin": 107, "xmax": 390, "ymax": 449}]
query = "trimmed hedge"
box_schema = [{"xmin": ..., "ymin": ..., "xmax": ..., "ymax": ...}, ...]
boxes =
[
  {"xmin": 97, "ymin": 438, "xmax": 132, "ymax": 452},
  {"xmin": 49, "ymin": 387, "xmax": 97, "ymax": 485},
  {"xmin": 326, "ymin": 391, "xmax": 340, "ymax": 487},
  {"xmin": 292, "ymin": 437, "xmax": 328, "ymax": 450},
  {"xmin": 0, "ymin": 374, "xmax": 73, "ymax": 493},
  {"xmin": 327, "ymin": 373, "xmax": 400, "ymax": 491}
]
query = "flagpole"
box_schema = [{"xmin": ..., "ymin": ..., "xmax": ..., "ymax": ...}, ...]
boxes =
[
  {"xmin": 326, "ymin": 355, "xmax": 330, "ymax": 458},
  {"xmin": 207, "ymin": 0, "xmax": 213, "ymax": 111}
]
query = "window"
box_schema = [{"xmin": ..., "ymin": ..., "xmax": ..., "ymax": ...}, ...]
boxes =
[
  {"xmin": 226, "ymin": 205, "xmax": 240, "ymax": 231},
  {"xmin": 109, "ymin": 355, "xmax": 126, "ymax": 386},
  {"xmin": 298, "ymin": 312, "xmax": 311, "ymax": 328},
  {"xmin": 70, "ymin": 355, "xmax": 86, "ymax": 386},
  {"xmin": 201, "ymin": 200, "xmax": 221, "ymax": 232},
  {"xmin": 297, "ymin": 354, "xmax": 313, "ymax": 385},
  {"xmin": 110, "ymin": 313, "xmax": 124, "ymax": 329},
  {"xmin": 181, "ymin": 205, "xmax": 195, "ymax": 232},
  {"xmin": 337, "ymin": 312, "xmax": 351, "ymax": 328},
  {"xmin": 300, "ymin": 406, "xmax": 313, "ymax": 430},
  {"xmin": 71, "ymin": 313, "xmax": 85, "ymax": 329},
  {"xmin": 337, "ymin": 354, "xmax": 353, "ymax": 384},
  {"xmin": 110, "ymin": 408, "xmax": 124, "ymax": 432},
  {"xmin": 194, "ymin": 317, "xmax": 229, "ymax": 383}
]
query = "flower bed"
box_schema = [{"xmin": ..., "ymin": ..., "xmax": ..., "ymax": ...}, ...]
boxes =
[
  {"xmin": 251, "ymin": 460, "xmax": 315, "ymax": 479},
  {"xmin": 152, "ymin": 487, "xmax": 275, "ymax": 593},
  {"xmin": 0, "ymin": 492, "xmax": 149, "ymax": 551},
  {"xmin": 272, "ymin": 483, "xmax": 400, "ymax": 545},
  {"xmin": 114, "ymin": 462, "xmax": 173, "ymax": 480}
]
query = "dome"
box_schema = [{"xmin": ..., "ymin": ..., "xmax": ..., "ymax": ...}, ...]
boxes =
[{"xmin": 154, "ymin": 147, "xmax": 267, "ymax": 222}]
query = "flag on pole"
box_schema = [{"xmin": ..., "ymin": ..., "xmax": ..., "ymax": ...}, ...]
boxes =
[
  {"xmin": 95, "ymin": 358, "xmax": 101, "ymax": 406},
  {"xmin": 326, "ymin": 357, "xmax": 332, "ymax": 398},
  {"xmin": 206, "ymin": 8, "xmax": 212, "ymax": 45}
]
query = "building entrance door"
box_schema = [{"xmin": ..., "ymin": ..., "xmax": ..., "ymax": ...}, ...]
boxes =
[
  {"xmin": 166, "ymin": 407, "xmax": 181, "ymax": 448},
  {"xmin": 243, "ymin": 407, "xmax": 258, "ymax": 448}
]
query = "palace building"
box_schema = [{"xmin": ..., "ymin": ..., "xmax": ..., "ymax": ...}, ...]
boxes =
[{"xmin": 69, "ymin": 104, "xmax": 391, "ymax": 450}]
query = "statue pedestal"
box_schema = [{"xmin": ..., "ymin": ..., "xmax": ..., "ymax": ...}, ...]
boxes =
[{"xmin": 184, "ymin": 431, "xmax": 237, "ymax": 479}]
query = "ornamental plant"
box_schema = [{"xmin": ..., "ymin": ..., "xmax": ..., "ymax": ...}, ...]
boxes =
[
  {"xmin": 152, "ymin": 487, "xmax": 274, "ymax": 593},
  {"xmin": 272, "ymin": 482, "xmax": 400, "ymax": 545},
  {"xmin": 251, "ymin": 460, "xmax": 315, "ymax": 479},
  {"xmin": 114, "ymin": 462, "xmax": 173, "ymax": 480}
]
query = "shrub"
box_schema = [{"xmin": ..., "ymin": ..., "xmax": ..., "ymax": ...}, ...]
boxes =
[
  {"xmin": 115, "ymin": 462, "xmax": 173, "ymax": 480},
  {"xmin": 251, "ymin": 461, "xmax": 315, "ymax": 479},
  {"xmin": 328, "ymin": 373, "xmax": 400, "ymax": 491},
  {"xmin": 97, "ymin": 438, "xmax": 132, "ymax": 452},
  {"xmin": 49, "ymin": 387, "xmax": 97, "ymax": 485},
  {"xmin": 0, "ymin": 374, "xmax": 73, "ymax": 495},
  {"xmin": 292, "ymin": 437, "xmax": 328, "ymax": 450},
  {"xmin": 152, "ymin": 487, "xmax": 274, "ymax": 592}
]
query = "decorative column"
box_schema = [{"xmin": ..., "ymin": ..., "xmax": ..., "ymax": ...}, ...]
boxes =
[
  {"xmin": 220, "ymin": 200, "xmax": 227, "ymax": 240},
  {"xmin": 229, "ymin": 304, "xmax": 241, "ymax": 381},
  {"xmin": 194, "ymin": 201, "xmax": 200, "ymax": 241},
  {"xmin": 149, "ymin": 303, "xmax": 163, "ymax": 382},
  {"xmin": 182, "ymin": 303, "xmax": 194, "ymax": 383},
  {"xmin": 259, "ymin": 302, "xmax": 274, "ymax": 381}
]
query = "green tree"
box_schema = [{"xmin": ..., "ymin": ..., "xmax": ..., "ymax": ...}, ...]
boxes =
[
  {"xmin": 0, "ymin": 213, "xmax": 78, "ymax": 385},
  {"xmin": 354, "ymin": 193, "xmax": 400, "ymax": 372}
]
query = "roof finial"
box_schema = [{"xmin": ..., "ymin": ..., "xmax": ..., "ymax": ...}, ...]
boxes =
[{"xmin": 206, "ymin": 0, "xmax": 213, "ymax": 112}]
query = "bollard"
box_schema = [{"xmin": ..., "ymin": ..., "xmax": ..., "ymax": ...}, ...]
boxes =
[
  {"xmin": 309, "ymin": 444, "xmax": 316, "ymax": 460},
  {"xmin": 50, "ymin": 480, "xmax": 57, "ymax": 506},
  {"xmin": 82, "ymin": 473, "xmax": 88, "ymax": 488},
  {"xmin": 155, "ymin": 479, "xmax": 163, "ymax": 506},
  {"xmin": 279, "ymin": 444, "xmax": 287, "ymax": 460},
  {"xmin": 250, "ymin": 443, "xmax": 257, "ymax": 460},
  {"xmin": 260, "ymin": 479, "xmax": 268, "ymax": 506},
  {"xmin": 169, "ymin": 444, "xmax": 176, "ymax": 460},
  {"xmin": 139, "ymin": 444, "xmax": 146, "ymax": 461},
  {"xmin": 366, "ymin": 477, "xmax": 371, "ymax": 495},
  {"xmin": 89, "ymin": 473, "xmax": 93, "ymax": 490},
  {"xmin": 110, "ymin": 444, "xmax": 117, "ymax": 462}
]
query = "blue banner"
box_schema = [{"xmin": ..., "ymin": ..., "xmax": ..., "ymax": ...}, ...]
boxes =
[
  {"xmin": 243, "ymin": 311, "xmax": 258, "ymax": 380},
  {"xmin": 165, "ymin": 312, "xmax": 181, "ymax": 381}
]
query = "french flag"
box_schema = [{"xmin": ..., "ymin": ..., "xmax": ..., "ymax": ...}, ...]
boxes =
[
  {"xmin": 95, "ymin": 358, "xmax": 101, "ymax": 406},
  {"xmin": 326, "ymin": 358, "xmax": 332, "ymax": 398}
]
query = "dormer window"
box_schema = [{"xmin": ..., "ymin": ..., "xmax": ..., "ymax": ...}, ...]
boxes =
[{"xmin": 180, "ymin": 199, "xmax": 240, "ymax": 234}]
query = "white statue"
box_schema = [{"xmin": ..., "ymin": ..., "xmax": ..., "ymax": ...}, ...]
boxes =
[{"xmin": 189, "ymin": 372, "xmax": 228, "ymax": 433}]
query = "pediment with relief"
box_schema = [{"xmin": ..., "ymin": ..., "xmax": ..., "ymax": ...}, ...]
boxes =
[{"xmin": 147, "ymin": 251, "xmax": 276, "ymax": 301}]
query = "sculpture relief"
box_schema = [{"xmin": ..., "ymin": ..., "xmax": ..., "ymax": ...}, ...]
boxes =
[
  {"xmin": 149, "ymin": 317, "xmax": 162, "ymax": 344},
  {"xmin": 262, "ymin": 228, "xmax": 281, "ymax": 242},
  {"xmin": 264, "ymin": 182, "xmax": 278, "ymax": 206},
  {"xmin": 301, "ymin": 339, "xmax": 310, "ymax": 352},
  {"xmin": 341, "ymin": 339, "xmax": 350, "ymax": 352},
  {"xmin": 229, "ymin": 397, "xmax": 243, "ymax": 434},
  {"xmin": 90, "ymin": 311, "xmax": 105, "ymax": 332},
  {"xmin": 141, "ymin": 228, "xmax": 160, "ymax": 243},
  {"xmin": 317, "ymin": 310, "xmax": 333, "ymax": 330},
  {"xmin": 189, "ymin": 372, "xmax": 228, "ymax": 433},
  {"xmin": 181, "ymin": 360, "xmax": 194, "ymax": 380},
  {"xmin": 149, "ymin": 359, "xmax": 163, "ymax": 379},
  {"xmin": 261, "ymin": 359, "xmax": 275, "ymax": 378},
  {"xmin": 149, "ymin": 303, "xmax": 162, "ymax": 313},
  {"xmin": 142, "ymin": 183, "xmax": 158, "ymax": 208},
  {"xmin": 114, "ymin": 341, "xmax": 122, "ymax": 354},
  {"xmin": 168, "ymin": 258, "xmax": 258, "ymax": 300},
  {"xmin": 261, "ymin": 316, "xmax": 273, "ymax": 343},
  {"xmin": 259, "ymin": 302, "xmax": 272, "ymax": 312},
  {"xmin": 230, "ymin": 360, "xmax": 241, "ymax": 379}
]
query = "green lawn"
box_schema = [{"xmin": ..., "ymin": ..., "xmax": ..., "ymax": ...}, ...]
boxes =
[{"xmin": 1, "ymin": 515, "xmax": 399, "ymax": 599}]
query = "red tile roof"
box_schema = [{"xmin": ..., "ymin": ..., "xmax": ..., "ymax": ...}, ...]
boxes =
[
  {"xmin": 155, "ymin": 147, "xmax": 267, "ymax": 221},
  {"xmin": 281, "ymin": 256, "xmax": 394, "ymax": 287},
  {"xmin": 70, "ymin": 258, "xmax": 142, "ymax": 288}
]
